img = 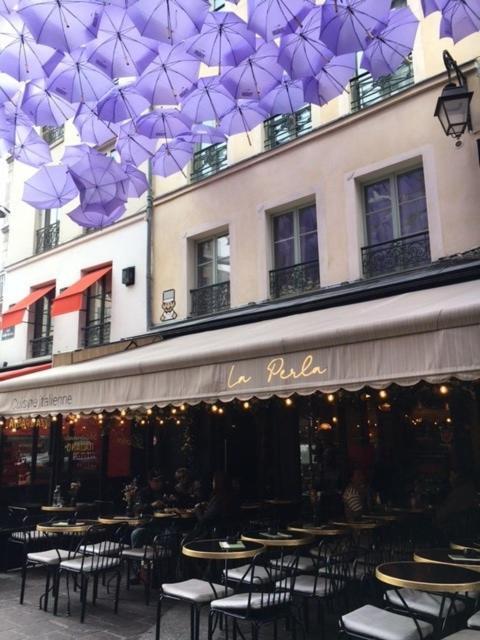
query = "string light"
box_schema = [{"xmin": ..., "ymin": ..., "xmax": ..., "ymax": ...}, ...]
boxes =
[
  {"xmin": 51, "ymin": 415, "xmax": 57, "ymax": 422},
  {"xmin": 160, "ymin": 419, "xmax": 165, "ymax": 425},
  {"xmin": 147, "ymin": 408, "xmax": 153, "ymax": 415},
  {"xmin": 285, "ymin": 398, "xmax": 293, "ymax": 407},
  {"xmin": 243, "ymin": 401, "xmax": 250, "ymax": 410},
  {"xmin": 120, "ymin": 409, "xmax": 126, "ymax": 417},
  {"xmin": 327, "ymin": 394, "xmax": 335, "ymax": 403},
  {"xmin": 332, "ymin": 417, "xmax": 338, "ymax": 423},
  {"xmin": 140, "ymin": 419, "xmax": 146, "ymax": 425},
  {"xmin": 176, "ymin": 419, "xmax": 181, "ymax": 425},
  {"xmin": 171, "ymin": 407, "xmax": 177, "ymax": 415},
  {"xmin": 211, "ymin": 405, "xmax": 218, "ymax": 413},
  {"xmin": 439, "ymin": 385, "xmax": 449, "ymax": 395},
  {"xmin": 218, "ymin": 407, "xmax": 224, "ymax": 415},
  {"xmin": 379, "ymin": 390, "xmax": 388, "ymax": 399},
  {"xmin": 180, "ymin": 404, "xmax": 186, "ymax": 411}
]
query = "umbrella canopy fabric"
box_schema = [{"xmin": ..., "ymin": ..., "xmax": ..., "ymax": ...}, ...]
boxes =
[
  {"xmin": 247, "ymin": 0, "xmax": 309, "ymax": 41},
  {"xmin": 10, "ymin": 127, "xmax": 52, "ymax": 167},
  {"xmin": 73, "ymin": 104, "xmax": 117, "ymax": 146},
  {"xmin": 61, "ymin": 143, "xmax": 95, "ymax": 167},
  {"xmin": 122, "ymin": 162, "xmax": 149, "ymax": 196},
  {"xmin": 421, "ymin": 0, "xmax": 440, "ymax": 16},
  {"xmin": 260, "ymin": 76, "xmax": 306, "ymax": 115},
  {"xmin": 361, "ymin": 7, "xmax": 419, "ymax": 80},
  {"xmin": 303, "ymin": 53, "xmax": 357, "ymax": 106},
  {"xmin": 18, "ymin": 0, "xmax": 103, "ymax": 53},
  {"xmin": 179, "ymin": 123, "xmax": 226, "ymax": 146},
  {"xmin": 128, "ymin": 0, "xmax": 209, "ymax": 43},
  {"xmin": 96, "ymin": 84, "xmax": 149, "ymax": 123},
  {"xmin": 0, "ymin": 13, "xmax": 58, "ymax": 80},
  {"xmin": 0, "ymin": 72, "xmax": 20, "ymax": 105},
  {"xmin": 21, "ymin": 78, "xmax": 77, "ymax": 126},
  {"xmin": 69, "ymin": 151, "xmax": 129, "ymax": 211},
  {"xmin": 219, "ymin": 99, "xmax": 268, "ymax": 136},
  {"xmin": 439, "ymin": 0, "xmax": 480, "ymax": 43},
  {"xmin": 23, "ymin": 163, "xmax": 79, "ymax": 208},
  {"xmin": 182, "ymin": 76, "xmax": 236, "ymax": 123},
  {"xmin": 86, "ymin": 6, "xmax": 159, "ymax": 78},
  {"xmin": 220, "ymin": 41, "xmax": 284, "ymax": 99},
  {"xmin": 135, "ymin": 107, "xmax": 191, "ymax": 139},
  {"xmin": 47, "ymin": 48, "xmax": 114, "ymax": 103},
  {"xmin": 152, "ymin": 138, "xmax": 194, "ymax": 177},
  {"xmin": 68, "ymin": 202, "xmax": 126, "ymax": 228},
  {"xmin": 135, "ymin": 42, "xmax": 200, "ymax": 105},
  {"xmin": 116, "ymin": 122, "xmax": 156, "ymax": 166},
  {"xmin": 320, "ymin": 0, "xmax": 391, "ymax": 55},
  {"xmin": 187, "ymin": 11, "xmax": 256, "ymax": 68},
  {"xmin": 0, "ymin": 99, "xmax": 33, "ymax": 147}
]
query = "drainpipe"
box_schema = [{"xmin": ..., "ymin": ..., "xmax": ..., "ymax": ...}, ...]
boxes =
[{"xmin": 145, "ymin": 158, "xmax": 154, "ymax": 331}]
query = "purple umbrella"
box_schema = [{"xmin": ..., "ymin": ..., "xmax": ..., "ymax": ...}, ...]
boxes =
[
  {"xmin": 187, "ymin": 11, "xmax": 256, "ymax": 69},
  {"xmin": 260, "ymin": 75, "xmax": 306, "ymax": 115},
  {"xmin": 0, "ymin": 98, "xmax": 33, "ymax": 146},
  {"xmin": 86, "ymin": 5, "xmax": 158, "ymax": 78},
  {"xmin": 219, "ymin": 100, "xmax": 268, "ymax": 144},
  {"xmin": 73, "ymin": 104, "xmax": 117, "ymax": 146},
  {"xmin": 0, "ymin": 72, "xmax": 20, "ymax": 104},
  {"xmin": 62, "ymin": 143, "xmax": 95, "ymax": 167},
  {"xmin": 135, "ymin": 42, "xmax": 200, "ymax": 105},
  {"xmin": 68, "ymin": 203, "xmax": 126, "ymax": 229},
  {"xmin": 18, "ymin": 0, "xmax": 103, "ymax": 53},
  {"xmin": 23, "ymin": 163, "xmax": 79, "ymax": 208},
  {"xmin": 135, "ymin": 107, "xmax": 191, "ymax": 139},
  {"xmin": 0, "ymin": 13, "xmax": 58, "ymax": 80},
  {"xmin": 320, "ymin": 0, "xmax": 391, "ymax": 55},
  {"xmin": 152, "ymin": 138, "xmax": 193, "ymax": 177},
  {"xmin": 10, "ymin": 128, "xmax": 52, "ymax": 167},
  {"xmin": 247, "ymin": 0, "xmax": 310, "ymax": 41},
  {"xmin": 21, "ymin": 78, "xmax": 77, "ymax": 126},
  {"xmin": 179, "ymin": 123, "xmax": 226, "ymax": 146},
  {"xmin": 278, "ymin": 8, "xmax": 333, "ymax": 79},
  {"xmin": 128, "ymin": 0, "xmax": 209, "ymax": 43},
  {"xmin": 181, "ymin": 76, "xmax": 236, "ymax": 123},
  {"xmin": 97, "ymin": 84, "xmax": 149, "ymax": 124},
  {"xmin": 361, "ymin": 7, "xmax": 419, "ymax": 80},
  {"xmin": 116, "ymin": 122, "xmax": 156, "ymax": 166},
  {"xmin": 220, "ymin": 41, "xmax": 284, "ymax": 100},
  {"xmin": 122, "ymin": 163, "xmax": 149, "ymax": 196},
  {"xmin": 303, "ymin": 53, "xmax": 356, "ymax": 105},
  {"xmin": 439, "ymin": 0, "xmax": 480, "ymax": 43},
  {"xmin": 421, "ymin": 0, "xmax": 440, "ymax": 15},
  {"xmin": 47, "ymin": 48, "xmax": 114, "ymax": 104},
  {"xmin": 69, "ymin": 152, "xmax": 129, "ymax": 211},
  {"xmin": 0, "ymin": 0, "xmax": 16, "ymax": 13}
]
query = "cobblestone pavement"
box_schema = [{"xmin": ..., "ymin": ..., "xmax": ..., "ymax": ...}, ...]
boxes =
[{"xmin": 0, "ymin": 570, "xmax": 331, "ymax": 640}]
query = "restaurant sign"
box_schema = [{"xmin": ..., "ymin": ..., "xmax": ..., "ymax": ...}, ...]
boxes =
[{"xmin": 227, "ymin": 355, "xmax": 327, "ymax": 389}]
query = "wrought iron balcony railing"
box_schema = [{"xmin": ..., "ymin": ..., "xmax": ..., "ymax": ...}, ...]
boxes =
[
  {"xmin": 191, "ymin": 143, "xmax": 227, "ymax": 182},
  {"xmin": 350, "ymin": 60, "xmax": 414, "ymax": 113},
  {"xmin": 84, "ymin": 321, "xmax": 111, "ymax": 347},
  {"xmin": 31, "ymin": 335, "xmax": 53, "ymax": 357},
  {"xmin": 42, "ymin": 125, "xmax": 64, "ymax": 145},
  {"xmin": 264, "ymin": 106, "xmax": 312, "ymax": 150},
  {"xmin": 35, "ymin": 221, "xmax": 60, "ymax": 254},
  {"xmin": 361, "ymin": 231, "xmax": 431, "ymax": 279},
  {"xmin": 190, "ymin": 281, "xmax": 230, "ymax": 317},
  {"xmin": 269, "ymin": 260, "xmax": 320, "ymax": 299}
]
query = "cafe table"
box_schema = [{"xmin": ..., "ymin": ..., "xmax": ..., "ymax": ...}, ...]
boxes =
[
  {"xmin": 36, "ymin": 519, "xmax": 96, "ymax": 535},
  {"xmin": 414, "ymin": 548, "xmax": 480, "ymax": 573},
  {"xmin": 330, "ymin": 519, "xmax": 381, "ymax": 530},
  {"xmin": 450, "ymin": 540, "xmax": 480, "ymax": 553},
  {"xmin": 41, "ymin": 505, "xmax": 77, "ymax": 513},
  {"xmin": 97, "ymin": 516, "xmax": 149, "ymax": 527},
  {"xmin": 288, "ymin": 523, "xmax": 348, "ymax": 537},
  {"xmin": 241, "ymin": 529, "xmax": 314, "ymax": 548},
  {"xmin": 153, "ymin": 509, "xmax": 195, "ymax": 520}
]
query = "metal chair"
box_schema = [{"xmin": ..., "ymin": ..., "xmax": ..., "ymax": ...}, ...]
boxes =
[{"xmin": 340, "ymin": 604, "xmax": 434, "ymax": 640}]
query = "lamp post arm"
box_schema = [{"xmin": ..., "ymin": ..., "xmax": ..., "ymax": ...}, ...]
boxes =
[{"xmin": 443, "ymin": 50, "xmax": 468, "ymax": 89}]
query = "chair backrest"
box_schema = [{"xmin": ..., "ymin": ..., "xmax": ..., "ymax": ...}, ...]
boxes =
[
  {"xmin": 152, "ymin": 531, "xmax": 180, "ymax": 562},
  {"xmin": 77, "ymin": 525, "xmax": 122, "ymax": 572}
]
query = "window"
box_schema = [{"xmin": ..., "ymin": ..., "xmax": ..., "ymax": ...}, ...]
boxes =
[
  {"xmin": 31, "ymin": 287, "xmax": 55, "ymax": 357},
  {"xmin": 270, "ymin": 205, "xmax": 320, "ymax": 299},
  {"xmin": 191, "ymin": 142, "xmax": 227, "ymax": 182},
  {"xmin": 264, "ymin": 106, "xmax": 312, "ymax": 150},
  {"xmin": 350, "ymin": 57, "xmax": 414, "ymax": 113},
  {"xmin": 84, "ymin": 272, "xmax": 111, "ymax": 347},
  {"xmin": 42, "ymin": 125, "xmax": 64, "ymax": 146},
  {"xmin": 361, "ymin": 166, "xmax": 431, "ymax": 278},
  {"xmin": 190, "ymin": 234, "xmax": 230, "ymax": 316},
  {"xmin": 35, "ymin": 208, "xmax": 60, "ymax": 254}
]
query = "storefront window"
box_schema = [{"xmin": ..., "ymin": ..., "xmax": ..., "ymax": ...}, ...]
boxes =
[
  {"xmin": 107, "ymin": 419, "xmax": 132, "ymax": 478},
  {"xmin": 2, "ymin": 419, "xmax": 35, "ymax": 486},
  {"xmin": 62, "ymin": 417, "xmax": 102, "ymax": 480}
]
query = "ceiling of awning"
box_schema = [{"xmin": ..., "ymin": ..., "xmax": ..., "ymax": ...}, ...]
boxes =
[{"xmin": 0, "ymin": 280, "xmax": 478, "ymax": 416}]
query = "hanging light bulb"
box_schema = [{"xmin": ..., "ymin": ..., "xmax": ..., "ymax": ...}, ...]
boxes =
[
  {"xmin": 147, "ymin": 408, "xmax": 153, "ymax": 415},
  {"xmin": 327, "ymin": 394, "xmax": 335, "ymax": 403},
  {"xmin": 211, "ymin": 405, "xmax": 218, "ymax": 413},
  {"xmin": 379, "ymin": 390, "xmax": 388, "ymax": 399},
  {"xmin": 171, "ymin": 407, "xmax": 177, "ymax": 415},
  {"xmin": 285, "ymin": 398, "xmax": 293, "ymax": 407},
  {"xmin": 243, "ymin": 401, "xmax": 250, "ymax": 410},
  {"xmin": 180, "ymin": 404, "xmax": 186, "ymax": 411},
  {"xmin": 120, "ymin": 409, "xmax": 127, "ymax": 417},
  {"xmin": 218, "ymin": 407, "xmax": 224, "ymax": 415},
  {"xmin": 439, "ymin": 385, "xmax": 449, "ymax": 395}
]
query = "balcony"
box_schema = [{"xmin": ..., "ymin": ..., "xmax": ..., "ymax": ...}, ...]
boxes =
[
  {"xmin": 84, "ymin": 321, "xmax": 111, "ymax": 347},
  {"xmin": 35, "ymin": 221, "xmax": 60, "ymax": 254},
  {"xmin": 191, "ymin": 143, "xmax": 227, "ymax": 182},
  {"xmin": 264, "ymin": 106, "xmax": 312, "ymax": 150},
  {"xmin": 31, "ymin": 335, "xmax": 53, "ymax": 357},
  {"xmin": 361, "ymin": 231, "xmax": 431, "ymax": 279},
  {"xmin": 350, "ymin": 60, "xmax": 414, "ymax": 113},
  {"xmin": 42, "ymin": 125, "xmax": 64, "ymax": 146},
  {"xmin": 269, "ymin": 260, "xmax": 320, "ymax": 299},
  {"xmin": 190, "ymin": 281, "xmax": 230, "ymax": 317}
]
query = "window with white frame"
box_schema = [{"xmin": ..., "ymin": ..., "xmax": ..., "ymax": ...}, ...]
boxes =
[
  {"xmin": 191, "ymin": 233, "xmax": 230, "ymax": 316},
  {"xmin": 361, "ymin": 166, "xmax": 431, "ymax": 277},
  {"xmin": 31, "ymin": 288, "xmax": 55, "ymax": 357},
  {"xmin": 270, "ymin": 204, "xmax": 320, "ymax": 299},
  {"xmin": 84, "ymin": 272, "xmax": 112, "ymax": 347},
  {"xmin": 35, "ymin": 208, "xmax": 60, "ymax": 254}
]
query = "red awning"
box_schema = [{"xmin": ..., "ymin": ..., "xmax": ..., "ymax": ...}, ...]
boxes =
[
  {"xmin": 0, "ymin": 363, "xmax": 52, "ymax": 383},
  {"xmin": 51, "ymin": 266, "xmax": 112, "ymax": 317},
  {"xmin": 0, "ymin": 284, "xmax": 56, "ymax": 330}
]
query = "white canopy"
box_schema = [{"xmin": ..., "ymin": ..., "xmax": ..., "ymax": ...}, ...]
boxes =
[{"xmin": 0, "ymin": 280, "xmax": 479, "ymax": 416}]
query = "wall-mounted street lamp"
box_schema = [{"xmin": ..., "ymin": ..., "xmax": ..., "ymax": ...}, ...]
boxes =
[{"xmin": 434, "ymin": 50, "xmax": 473, "ymax": 147}]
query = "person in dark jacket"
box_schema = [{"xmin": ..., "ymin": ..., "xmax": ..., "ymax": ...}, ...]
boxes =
[{"xmin": 186, "ymin": 471, "xmax": 239, "ymax": 540}]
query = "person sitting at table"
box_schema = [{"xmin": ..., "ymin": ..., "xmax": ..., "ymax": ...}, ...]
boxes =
[
  {"xmin": 171, "ymin": 467, "xmax": 196, "ymax": 508},
  {"xmin": 134, "ymin": 470, "xmax": 171, "ymax": 516},
  {"xmin": 342, "ymin": 469, "xmax": 368, "ymax": 521}
]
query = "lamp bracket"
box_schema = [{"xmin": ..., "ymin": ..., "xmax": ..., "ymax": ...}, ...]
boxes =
[{"xmin": 443, "ymin": 50, "xmax": 468, "ymax": 89}]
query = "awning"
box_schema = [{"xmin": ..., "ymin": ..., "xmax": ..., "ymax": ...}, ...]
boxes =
[
  {"xmin": 0, "ymin": 363, "xmax": 52, "ymax": 382},
  {"xmin": 0, "ymin": 284, "xmax": 56, "ymax": 330},
  {"xmin": 0, "ymin": 280, "xmax": 479, "ymax": 416},
  {"xmin": 52, "ymin": 266, "xmax": 111, "ymax": 317}
]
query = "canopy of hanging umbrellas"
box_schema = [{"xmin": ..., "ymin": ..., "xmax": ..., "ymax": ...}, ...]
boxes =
[{"xmin": 0, "ymin": 0, "xmax": 478, "ymax": 228}]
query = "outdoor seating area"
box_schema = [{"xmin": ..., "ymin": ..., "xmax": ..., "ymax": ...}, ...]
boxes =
[{"xmin": 3, "ymin": 497, "xmax": 480, "ymax": 640}]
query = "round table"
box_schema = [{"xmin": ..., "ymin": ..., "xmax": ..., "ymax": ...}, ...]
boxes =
[
  {"xmin": 288, "ymin": 524, "xmax": 348, "ymax": 537},
  {"xmin": 241, "ymin": 530, "xmax": 314, "ymax": 548},
  {"xmin": 376, "ymin": 561, "xmax": 480, "ymax": 593},
  {"xmin": 450, "ymin": 540, "xmax": 480, "ymax": 552},
  {"xmin": 363, "ymin": 512, "xmax": 401, "ymax": 522},
  {"xmin": 97, "ymin": 516, "xmax": 149, "ymax": 527},
  {"xmin": 153, "ymin": 509, "xmax": 195, "ymax": 520},
  {"xmin": 41, "ymin": 505, "xmax": 77, "ymax": 513},
  {"xmin": 330, "ymin": 519, "xmax": 380, "ymax": 530},
  {"xmin": 414, "ymin": 548, "xmax": 480, "ymax": 572},
  {"xmin": 37, "ymin": 520, "xmax": 96, "ymax": 535}
]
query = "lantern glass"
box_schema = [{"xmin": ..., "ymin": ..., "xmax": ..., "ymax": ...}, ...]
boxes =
[{"xmin": 435, "ymin": 83, "xmax": 473, "ymax": 139}]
